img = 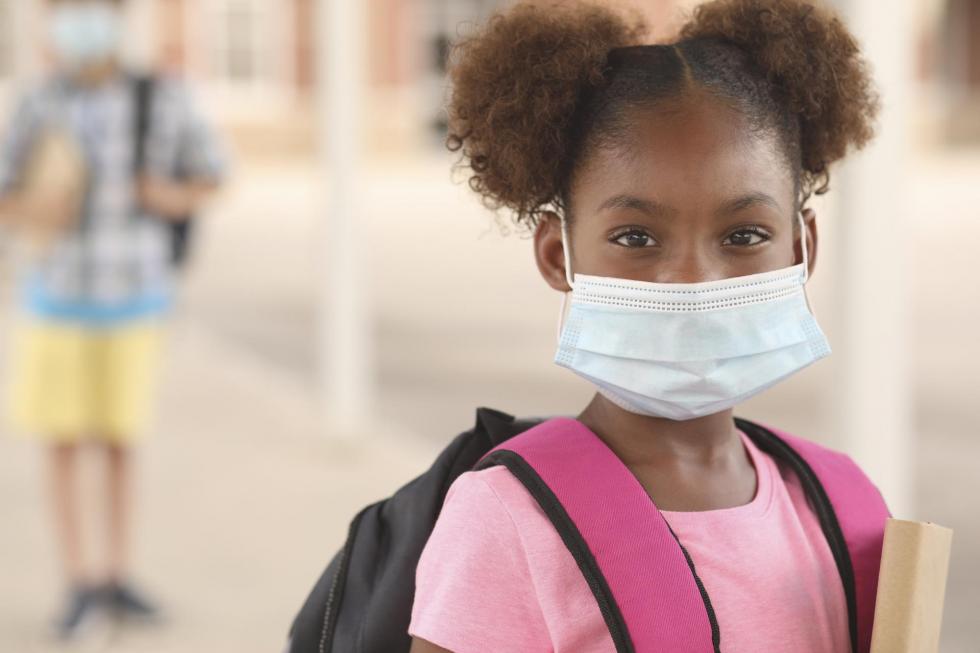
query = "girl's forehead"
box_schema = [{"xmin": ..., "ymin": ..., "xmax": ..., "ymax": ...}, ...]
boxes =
[{"xmin": 574, "ymin": 100, "xmax": 794, "ymax": 216}]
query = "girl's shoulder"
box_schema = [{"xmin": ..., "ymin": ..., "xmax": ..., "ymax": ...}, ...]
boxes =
[
  {"xmin": 445, "ymin": 465, "xmax": 533, "ymax": 509},
  {"xmin": 446, "ymin": 464, "xmax": 560, "ymax": 530},
  {"xmin": 412, "ymin": 468, "xmax": 553, "ymax": 650}
]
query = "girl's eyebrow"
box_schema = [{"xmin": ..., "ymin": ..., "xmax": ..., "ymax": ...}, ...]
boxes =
[
  {"xmin": 597, "ymin": 194, "xmax": 677, "ymax": 218},
  {"xmin": 597, "ymin": 191, "xmax": 782, "ymax": 219},
  {"xmin": 718, "ymin": 192, "xmax": 782, "ymax": 216}
]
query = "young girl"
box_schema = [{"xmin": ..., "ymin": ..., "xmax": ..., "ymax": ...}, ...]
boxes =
[{"xmin": 408, "ymin": 0, "xmax": 885, "ymax": 651}]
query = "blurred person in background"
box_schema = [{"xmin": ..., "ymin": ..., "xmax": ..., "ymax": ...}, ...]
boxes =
[{"xmin": 0, "ymin": 0, "xmax": 225, "ymax": 641}]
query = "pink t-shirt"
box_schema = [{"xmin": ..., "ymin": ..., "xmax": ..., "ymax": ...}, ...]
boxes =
[{"xmin": 408, "ymin": 428, "xmax": 851, "ymax": 653}]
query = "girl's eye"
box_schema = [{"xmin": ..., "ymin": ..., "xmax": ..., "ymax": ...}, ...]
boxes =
[
  {"xmin": 612, "ymin": 229, "xmax": 657, "ymax": 248},
  {"xmin": 723, "ymin": 227, "xmax": 771, "ymax": 247}
]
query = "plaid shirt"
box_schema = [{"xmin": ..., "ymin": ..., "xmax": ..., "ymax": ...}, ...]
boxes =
[{"xmin": 0, "ymin": 72, "xmax": 225, "ymax": 322}]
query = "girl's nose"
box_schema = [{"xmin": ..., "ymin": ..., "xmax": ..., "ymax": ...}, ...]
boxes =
[{"xmin": 653, "ymin": 247, "xmax": 719, "ymax": 284}]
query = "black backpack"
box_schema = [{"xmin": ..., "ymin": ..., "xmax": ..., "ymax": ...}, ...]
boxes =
[
  {"xmin": 286, "ymin": 407, "xmax": 543, "ymax": 653},
  {"xmin": 132, "ymin": 75, "xmax": 195, "ymax": 268}
]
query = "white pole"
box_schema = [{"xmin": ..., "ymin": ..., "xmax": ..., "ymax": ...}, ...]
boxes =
[
  {"xmin": 122, "ymin": 0, "xmax": 158, "ymax": 71},
  {"xmin": 831, "ymin": 0, "xmax": 915, "ymax": 518},
  {"xmin": 315, "ymin": 0, "xmax": 372, "ymax": 436},
  {"xmin": 15, "ymin": 0, "xmax": 43, "ymax": 80}
]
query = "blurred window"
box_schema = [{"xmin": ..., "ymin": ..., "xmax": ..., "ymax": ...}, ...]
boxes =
[
  {"xmin": 941, "ymin": 0, "xmax": 980, "ymax": 144},
  {"xmin": 226, "ymin": 3, "xmax": 255, "ymax": 80},
  {"xmin": 211, "ymin": 0, "xmax": 272, "ymax": 84}
]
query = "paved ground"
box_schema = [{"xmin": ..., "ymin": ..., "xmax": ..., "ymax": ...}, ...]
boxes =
[{"xmin": 0, "ymin": 153, "xmax": 977, "ymax": 652}]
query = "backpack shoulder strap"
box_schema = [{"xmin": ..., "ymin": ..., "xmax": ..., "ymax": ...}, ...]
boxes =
[
  {"xmin": 132, "ymin": 74, "xmax": 154, "ymax": 174},
  {"xmin": 474, "ymin": 418, "xmax": 718, "ymax": 653},
  {"xmin": 129, "ymin": 74, "xmax": 199, "ymax": 267},
  {"xmin": 741, "ymin": 420, "xmax": 889, "ymax": 653}
]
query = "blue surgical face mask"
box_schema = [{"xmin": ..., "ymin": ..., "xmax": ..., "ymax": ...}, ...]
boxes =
[
  {"xmin": 49, "ymin": 2, "xmax": 122, "ymax": 69},
  {"xmin": 554, "ymin": 211, "xmax": 830, "ymax": 421}
]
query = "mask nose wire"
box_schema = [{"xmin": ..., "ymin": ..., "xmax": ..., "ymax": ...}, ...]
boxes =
[{"xmin": 557, "ymin": 212, "xmax": 811, "ymax": 342}]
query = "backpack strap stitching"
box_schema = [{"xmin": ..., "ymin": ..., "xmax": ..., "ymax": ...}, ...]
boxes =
[
  {"xmin": 663, "ymin": 519, "xmax": 721, "ymax": 652},
  {"xmin": 476, "ymin": 417, "xmax": 718, "ymax": 651}
]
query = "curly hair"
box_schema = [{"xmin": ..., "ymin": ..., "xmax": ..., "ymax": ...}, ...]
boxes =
[{"xmin": 445, "ymin": 0, "xmax": 880, "ymax": 229}]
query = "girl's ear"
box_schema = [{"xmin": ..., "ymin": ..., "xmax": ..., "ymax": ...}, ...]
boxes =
[
  {"xmin": 797, "ymin": 207, "xmax": 819, "ymax": 279},
  {"xmin": 534, "ymin": 211, "xmax": 573, "ymax": 292}
]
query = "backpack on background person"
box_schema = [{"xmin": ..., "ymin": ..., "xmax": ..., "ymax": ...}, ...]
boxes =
[{"xmin": 132, "ymin": 75, "xmax": 195, "ymax": 269}]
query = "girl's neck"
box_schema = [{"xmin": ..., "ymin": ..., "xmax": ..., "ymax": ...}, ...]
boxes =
[{"xmin": 577, "ymin": 393, "xmax": 742, "ymax": 469}]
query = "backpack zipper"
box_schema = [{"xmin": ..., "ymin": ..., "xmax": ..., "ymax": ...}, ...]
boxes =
[
  {"xmin": 735, "ymin": 419, "xmax": 859, "ymax": 653},
  {"xmin": 319, "ymin": 503, "xmax": 373, "ymax": 653}
]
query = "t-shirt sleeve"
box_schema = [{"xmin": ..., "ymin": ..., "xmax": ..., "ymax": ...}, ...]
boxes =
[
  {"xmin": 155, "ymin": 78, "xmax": 228, "ymax": 182},
  {"xmin": 408, "ymin": 470, "xmax": 551, "ymax": 653},
  {"xmin": 845, "ymin": 452, "xmax": 893, "ymax": 518}
]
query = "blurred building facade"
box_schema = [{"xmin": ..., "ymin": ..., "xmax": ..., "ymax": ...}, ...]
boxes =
[{"xmin": 0, "ymin": 0, "xmax": 975, "ymax": 157}]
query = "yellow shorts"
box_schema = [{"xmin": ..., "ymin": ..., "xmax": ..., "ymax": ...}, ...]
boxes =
[{"xmin": 5, "ymin": 319, "xmax": 164, "ymax": 443}]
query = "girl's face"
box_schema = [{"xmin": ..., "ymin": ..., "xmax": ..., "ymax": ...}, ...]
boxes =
[{"xmin": 535, "ymin": 94, "xmax": 817, "ymax": 290}]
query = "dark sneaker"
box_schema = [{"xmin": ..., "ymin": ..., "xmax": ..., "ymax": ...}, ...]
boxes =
[
  {"xmin": 102, "ymin": 580, "xmax": 162, "ymax": 622},
  {"xmin": 53, "ymin": 585, "xmax": 103, "ymax": 641}
]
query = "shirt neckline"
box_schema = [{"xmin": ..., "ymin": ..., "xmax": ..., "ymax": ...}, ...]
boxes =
[{"xmin": 658, "ymin": 427, "xmax": 775, "ymax": 521}]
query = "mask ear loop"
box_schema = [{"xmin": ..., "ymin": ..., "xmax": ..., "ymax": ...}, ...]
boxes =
[
  {"xmin": 797, "ymin": 209, "xmax": 820, "ymax": 315},
  {"xmin": 560, "ymin": 218, "xmax": 576, "ymax": 290},
  {"xmin": 798, "ymin": 210, "xmax": 810, "ymax": 284},
  {"xmin": 556, "ymin": 217, "xmax": 576, "ymax": 344}
]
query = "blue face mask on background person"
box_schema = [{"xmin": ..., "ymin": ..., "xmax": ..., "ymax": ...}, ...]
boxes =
[
  {"xmin": 49, "ymin": 2, "xmax": 122, "ymax": 69},
  {"xmin": 554, "ymin": 211, "xmax": 831, "ymax": 421}
]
